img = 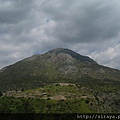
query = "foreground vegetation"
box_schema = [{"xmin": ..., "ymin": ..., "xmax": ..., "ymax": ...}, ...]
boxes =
[
  {"xmin": 0, "ymin": 97, "xmax": 93, "ymax": 113},
  {"xmin": 0, "ymin": 82, "xmax": 120, "ymax": 113}
]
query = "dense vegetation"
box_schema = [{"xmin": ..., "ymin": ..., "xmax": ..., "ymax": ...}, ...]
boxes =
[
  {"xmin": 0, "ymin": 97, "xmax": 93, "ymax": 113},
  {"xmin": 0, "ymin": 81, "xmax": 120, "ymax": 113}
]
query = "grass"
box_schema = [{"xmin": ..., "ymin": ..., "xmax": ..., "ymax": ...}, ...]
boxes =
[
  {"xmin": 43, "ymin": 84, "xmax": 79, "ymax": 93},
  {"xmin": 1, "ymin": 81, "xmax": 120, "ymax": 113},
  {"xmin": 0, "ymin": 97, "xmax": 93, "ymax": 113}
]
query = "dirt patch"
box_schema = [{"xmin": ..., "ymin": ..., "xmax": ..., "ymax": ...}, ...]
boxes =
[
  {"xmin": 54, "ymin": 83, "xmax": 76, "ymax": 86},
  {"xmin": 50, "ymin": 95, "xmax": 66, "ymax": 100}
]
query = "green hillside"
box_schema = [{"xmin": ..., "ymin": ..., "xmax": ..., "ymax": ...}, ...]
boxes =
[
  {"xmin": 0, "ymin": 48, "xmax": 120, "ymax": 92},
  {"xmin": 0, "ymin": 48, "xmax": 120, "ymax": 113},
  {"xmin": 1, "ymin": 82, "xmax": 119, "ymax": 113}
]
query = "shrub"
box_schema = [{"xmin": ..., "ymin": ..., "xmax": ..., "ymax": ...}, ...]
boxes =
[
  {"xmin": 0, "ymin": 91, "xmax": 3, "ymax": 97},
  {"xmin": 85, "ymin": 99, "xmax": 90, "ymax": 104}
]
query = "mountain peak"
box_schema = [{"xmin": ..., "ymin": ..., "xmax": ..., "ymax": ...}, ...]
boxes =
[{"xmin": 46, "ymin": 48, "xmax": 97, "ymax": 64}]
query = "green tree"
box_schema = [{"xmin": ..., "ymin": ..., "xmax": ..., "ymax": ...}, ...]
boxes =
[
  {"xmin": 0, "ymin": 91, "xmax": 3, "ymax": 97},
  {"xmin": 21, "ymin": 99, "xmax": 35, "ymax": 113}
]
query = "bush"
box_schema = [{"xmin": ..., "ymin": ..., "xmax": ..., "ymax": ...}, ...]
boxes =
[
  {"xmin": 0, "ymin": 91, "xmax": 3, "ymax": 97},
  {"xmin": 47, "ymin": 98, "xmax": 51, "ymax": 100},
  {"xmin": 85, "ymin": 99, "xmax": 90, "ymax": 104}
]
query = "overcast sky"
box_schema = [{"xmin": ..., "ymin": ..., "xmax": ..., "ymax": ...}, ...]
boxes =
[{"xmin": 0, "ymin": 0, "xmax": 120, "ymax": 70}]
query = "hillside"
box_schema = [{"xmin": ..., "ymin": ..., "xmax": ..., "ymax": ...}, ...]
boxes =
[
  {"xmin": 1, "ymin": 83, "xmax": 120, "ymax": 113},
  {"xmin": 0, "ymin": 48, "xmax": 120, "ymax": 92},
  {"xmin": 0, "ymin": 48, "xmax": 120, "ymax": 113}
]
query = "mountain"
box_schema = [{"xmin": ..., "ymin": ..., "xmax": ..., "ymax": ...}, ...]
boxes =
[
  {"xmin": 0, "ymin": 48, "xmax": 120, "ymax": 92},
  {"xmin": 0, "ymin": 48, "xmax": 120, "ymax": 113}
]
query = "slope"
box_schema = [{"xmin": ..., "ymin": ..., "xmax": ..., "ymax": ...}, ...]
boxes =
[{"xmin": 0, "ymin": 48, "xmax": 120, "ymax": 92}]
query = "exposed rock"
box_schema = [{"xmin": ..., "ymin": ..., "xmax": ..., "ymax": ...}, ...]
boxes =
[
  {"xmin": 58, "ymin": 65, "xmax": 78, "ymax": 74},
  {"xmin": 48, "ymin": 52, "xmax": 75, "ymax": 64},
  {"xmin": 54, "ymin": 83, "xmax": 76, "ymax": 86},
  {"xmin": 50, "ymin": 95, "xmax": 66, "ymax": 100}
]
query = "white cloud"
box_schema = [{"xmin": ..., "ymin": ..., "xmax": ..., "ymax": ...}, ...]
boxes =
[{"xmin": 90, "ymin": 43, "xmax": 120, "ymax": 69}]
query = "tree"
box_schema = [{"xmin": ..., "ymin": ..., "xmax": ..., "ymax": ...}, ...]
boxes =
[
  {"xmin": 21, "ymin": 99, "xmax": 35, "ymax": 113},
  {"xmin": 0, "ymin": 91, "xmax": 3, "ymax": 97},
  {"xmin": 21, "ymin": 88, "xmax": 24, "ymax": 92}
]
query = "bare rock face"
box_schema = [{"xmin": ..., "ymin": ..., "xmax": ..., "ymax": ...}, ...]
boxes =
[
  {"xmin": 46, "ymin": 48, "xmax": 97, "ymax": 64},
  {"xmin": 58, "ymin": 65, "xmax": 78, "ymax": 75},
  {"xmin": 47, "ymin": 52, "xmax": 75, "ymax": 64},
  {"xmin": 50, "ymin": 95, "xmax": 66, "ymax": 100},
  {"xmin": 46, "ymin": 48, "xmax": 81, "ymax": 74}
]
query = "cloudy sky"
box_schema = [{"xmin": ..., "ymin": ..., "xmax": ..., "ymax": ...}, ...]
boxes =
[{"xmin": 0, "ymin": 0, "xmax": 120, "ymax": 70}]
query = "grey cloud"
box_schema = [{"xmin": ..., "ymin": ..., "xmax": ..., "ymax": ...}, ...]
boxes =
[
  {"xmin": 42, "ymin": 0, "xmax": 120, "ymax": 43},
  {"xmin": 0, "ymin": 0, "xmax": 120, "ymax": 70},
  {"xmin": 0, "ymin": 0, "xmax": 34, "ymax": 24}
]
